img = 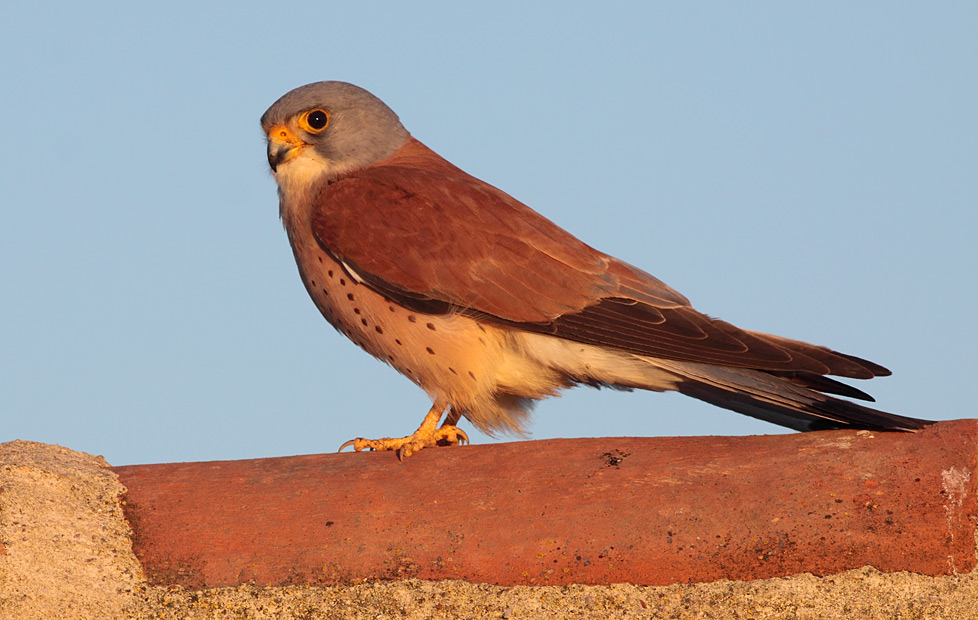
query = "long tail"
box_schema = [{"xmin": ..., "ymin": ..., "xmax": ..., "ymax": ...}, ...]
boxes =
[{"xmin": 658, "ymin": 359, "xmax": 931, "ymax": 432}]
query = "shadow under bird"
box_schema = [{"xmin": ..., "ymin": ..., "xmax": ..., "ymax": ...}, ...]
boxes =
[{"xmin": 261, "ymin": 81, "xmax": 931, "ymax": 458}]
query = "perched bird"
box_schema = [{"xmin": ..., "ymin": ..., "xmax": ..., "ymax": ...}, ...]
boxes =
[{"xmin": 262, "ymin": 81, "xmax": 930, "ymax": 458}]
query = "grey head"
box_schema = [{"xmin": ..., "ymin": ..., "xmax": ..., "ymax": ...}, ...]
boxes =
[{"xmin": 262, "ymin": 81, "xmax": 410, "ymax": 181}]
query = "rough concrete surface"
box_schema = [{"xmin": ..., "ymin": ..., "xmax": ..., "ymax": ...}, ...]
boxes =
[
  {"xmin": 0, "ymin": 440, "xmax": 141, "ymax": 619},
  {"xmin": 2, "ymin": 440, "xmax": 978, "ymax": 620}
]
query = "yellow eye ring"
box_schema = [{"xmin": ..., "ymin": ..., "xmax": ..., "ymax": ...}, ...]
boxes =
[{"xmin": 299, "ymin": 109, "xmax": 330, "ymax": 133}]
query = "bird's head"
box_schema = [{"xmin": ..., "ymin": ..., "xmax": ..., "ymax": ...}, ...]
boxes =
[{"xmin": 261, "ymin": 81, "xmax": 409, "ymax": 192}]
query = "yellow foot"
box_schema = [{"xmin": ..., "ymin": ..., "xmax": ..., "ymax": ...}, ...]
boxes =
[
  {"xmin": 338, "ymin": 405, "xmax": 469, "ymax": 459},
  {"xmin": 338, "ymin": 425, "xmax": 468, "ymax": 459}
]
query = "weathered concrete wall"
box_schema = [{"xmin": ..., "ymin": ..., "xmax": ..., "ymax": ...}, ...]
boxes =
[{"xmin": 1, "ymin": 423, "xmax": 976, "ymax": 619}]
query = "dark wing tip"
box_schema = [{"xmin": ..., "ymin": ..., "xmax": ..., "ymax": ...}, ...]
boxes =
[
  {"xmin": 765, "ymin": 371, "xmax": 877, "ymax": 402},
  {"xmin": 837, "ymin": 352, "xmax": 891, "ymax": 377}
]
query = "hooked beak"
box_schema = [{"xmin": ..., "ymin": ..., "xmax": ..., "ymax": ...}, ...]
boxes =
[{"xmin": 265, "ymin": 124, "xmax": 306, "ymax": 172}]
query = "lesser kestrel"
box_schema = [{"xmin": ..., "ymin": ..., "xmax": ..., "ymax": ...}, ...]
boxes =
[{"xmin": 261, "ymin": 81, "xmax": 929, "ymax": 458}]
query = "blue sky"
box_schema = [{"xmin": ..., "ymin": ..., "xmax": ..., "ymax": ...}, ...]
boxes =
[{"xmin": 2, "ymin": 3, "xmax": 975, "ymax": 465}]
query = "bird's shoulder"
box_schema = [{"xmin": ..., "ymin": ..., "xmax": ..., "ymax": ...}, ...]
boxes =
[
  {"xmin": 307, "ymin": 138, "xmax": 641, "ymax": 321},
  {"xmin": 314, "ymin": 138, "xmax": 602, "ymax": 265}
]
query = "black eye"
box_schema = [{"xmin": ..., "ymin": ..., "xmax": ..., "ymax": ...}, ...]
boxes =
[{"xmin": 305, "ymin": 109, "xmax": 329, "ymax": 131}]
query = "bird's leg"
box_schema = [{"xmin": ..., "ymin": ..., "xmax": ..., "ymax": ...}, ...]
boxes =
[
  {"xmin": 441, "ymin": 405, "xmax": 462, "ymax": 428},
  {"xmin": 339, "ymin": 404, "xmax": 469, "ymax": 459}
]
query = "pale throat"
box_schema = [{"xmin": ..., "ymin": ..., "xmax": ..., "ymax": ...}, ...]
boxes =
[
  {"xmin": 271, "ymin": 149, "xmax": 332, "ymax": 225},
  {"xmin": 275, "ymin": 151, "xmax": 330, "ymax": 197}
]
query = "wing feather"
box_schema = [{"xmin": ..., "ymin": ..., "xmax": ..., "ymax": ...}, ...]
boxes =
[{"xmin": 310, "ymin": 138, "xmax": 887, "ymax": 379}]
